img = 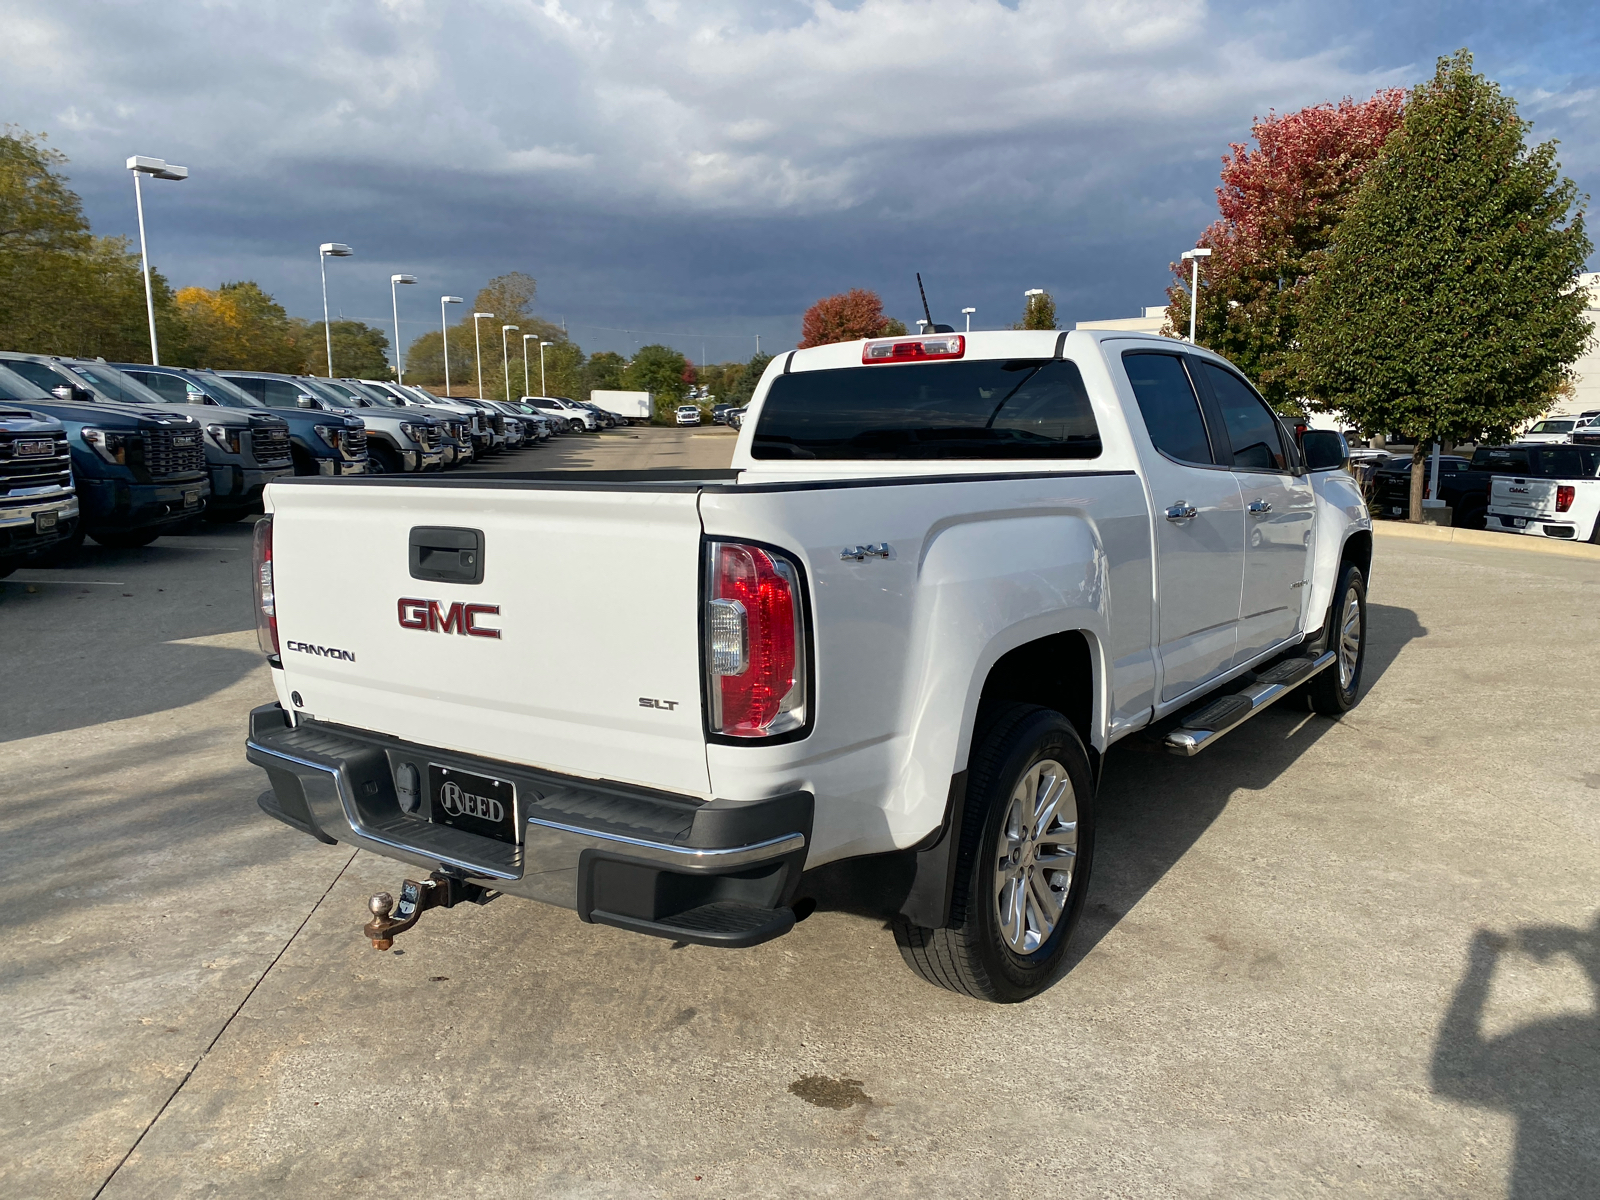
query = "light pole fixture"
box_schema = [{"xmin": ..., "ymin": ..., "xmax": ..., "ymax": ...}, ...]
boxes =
[
  {"xmin": 500, "ymin": 325, "xmax": 519, "ymax": 404},
  {"xmin": 440, "ymin": 296, "xmax": 463, "ymax": 395},
  {"xmin": 521, "ymin": 334, "xmax": 536, "ymax": 397},
  {"xmin": 472, "ymin": 313, "xmax": 494, "ymax": 398},
  {"xmin": 388, "ymin": 274, "xmax": 417, "ymax": 383},
  {"xmin": 319, "ymin": 243, "xmax": 354, "ymax": 377},
  {"xmin": 540, "ymin": 341, "xmax": 554, "ymax": 395},
  {"xmin": 961, "ymin": 306, "xmax": 976, "ymax": 332},
  {"xmin": 126, "ymin": 155, "xmax": 188, "ymax": 365},
  {"xmin": 1180, "ymin": 248, "xmax": 1213, "ymax": 344}
]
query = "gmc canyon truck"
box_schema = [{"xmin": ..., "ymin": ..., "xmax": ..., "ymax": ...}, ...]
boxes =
[{"xmin": 246, "ymin": 329, "xmax": 1372, "ymax": 1003}]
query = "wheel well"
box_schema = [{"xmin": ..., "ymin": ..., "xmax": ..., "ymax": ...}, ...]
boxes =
[
  {"xmin": 977, "ymin": 630, "xmax": 1094, "ymax": 754},
  {"xmin": 1342, "ymin": 529, "xmax": 1372, "ymax": 580}
]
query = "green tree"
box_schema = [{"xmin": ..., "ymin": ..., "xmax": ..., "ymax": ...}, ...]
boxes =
[
  {"xmin": 537, "ymin": 340, "xmax": 586, "ymax": 399},
  {"xmin": 584, "ymin": 350, "xmax": 627, "ymax": 393},
  {"xmin": 469, "ymin": 272, "xmax": 565, "ymax": 401},
  {"xmin": 296, "ymin": 319, "xmax": 393, "ymax": 379},
  {"xmin": 1014, "ymin": 291, "xmax": 1057, "ymax": 330},
  {"xmin": 0, "ymin": 129, "xmax": 185, "ymax": 361},
  {"xmin": 1298, "ymin": 50, "xmax": 1593, "ymax": 521},
  {"xmin": 727, "ymin": 352, "xmax": 773, "ymax": 407},
  {"xmin": 623, "ymin": 343, "xmax": 690, "ymax": 421},
  {"xmin": 402, "ymin": 326, "xmax": 474, "ymax": 391}
]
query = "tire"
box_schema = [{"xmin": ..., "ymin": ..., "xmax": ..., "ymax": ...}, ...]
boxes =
[
  {"xmin": 1304, "ymin": 561, "xmax": 1367, "ymax": 716},
  {"xmin": 368, "ymin": 444, "xmax": 401, "ymax": 474},
  {"xmin": 892, "ymin": 704, "xmax": 1096, "ymax": 1003},
  {"xmin": 0, "ymin": 558, "xmax": 17, "ymax": 580},
  {"xmin": 1589, "ymin": 516, "xmax": 1600, "ymax": 545},
  {"xmin": 88, "ymin": 527, "xmax": 162, "ymax": 549}
]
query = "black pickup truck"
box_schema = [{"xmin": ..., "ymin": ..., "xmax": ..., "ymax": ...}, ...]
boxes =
[{"xmin": 1372, "ymin": 448, "xmax": 1532, "ymax": 529}]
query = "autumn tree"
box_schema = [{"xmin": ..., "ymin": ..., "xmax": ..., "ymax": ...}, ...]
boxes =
[
  {"xmin": 799, "ymin": 288, "xmax": 904, "ymax": 347},
  {"xmin": 1165, "ymin": 90, "xmax": 1405, "ymax": 410},
  {"xmin": 1014, "ymin": 290, "xmax": 1057, "ymax": 330},
  {"xmin": 174, "ymin": 281, "xmax": 309, "ymax": 372},
  {"xmin": 1298, "ymin": 50, "xmax": 1592, "ymax": 520}
]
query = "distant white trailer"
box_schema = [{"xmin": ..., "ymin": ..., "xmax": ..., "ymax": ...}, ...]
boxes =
[{"xmin": 590, "ymin": 390, "xmax": 652, "ymax": 422}]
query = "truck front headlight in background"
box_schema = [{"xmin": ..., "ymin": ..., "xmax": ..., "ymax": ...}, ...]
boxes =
[
  {"xmin": 205, "ymin": 423, "xmax": 241, "ymax": 454},
  {"xmin": 398, "ymin": 422, "xmax": 419, "ymax": 441},
  {"xmin": 704, "ymin": 541, "xmax": 808, "ymax": 739},
  {"xmin": 313, "ymin": 424, "xmax": 340, "ymax": 449},
  {"xmin": 81, "ymin": 427, "xmax": 127, "ymax": 465}
]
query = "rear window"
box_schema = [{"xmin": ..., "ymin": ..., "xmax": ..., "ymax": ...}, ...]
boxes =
[
  {"xmin": 1469, "ymin": 447, "xmax": 1529, "ymax": 473},
  {"xmin": 752, "ymin": 359, "xmax": 1101, "ymax": 460},
  {"xmin": 1526, "ymin": 447, "xmax": 1600, "ymax": 478}
]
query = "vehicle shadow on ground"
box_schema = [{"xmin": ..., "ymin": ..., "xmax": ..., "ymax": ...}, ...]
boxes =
[
  {"xmin": 1061, "ymin": 600, "xmax": 1425, "ymax": 972},
  {"xmin": 1430, "ymin": 918, "xmax": 1600, "ymax": 1198}
]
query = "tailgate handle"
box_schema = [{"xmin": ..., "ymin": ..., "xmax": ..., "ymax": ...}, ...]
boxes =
[{"xmin": 409, "ymin": 526, "xmax": 484, "ymax": 584}]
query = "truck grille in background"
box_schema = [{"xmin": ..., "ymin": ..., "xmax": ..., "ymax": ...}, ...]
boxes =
[
  {"xmin": 0, "ymin": 432, "xmax": 73, "ymax": 499},
  {"xmin": 250, "ymin": 426, "xmax": 292, "ymax": 465},
  {"xmin": 340, "ymin": 428, "xmax": 368, "ymax": 460},
  {"xmin": 417, "ymin": 426, "xmax": 440, "ymax": 451},
  {"xmin": 472, "ymin": 414, "xmax": 485, "ymax": 435},
  {"xmin": 142, "ymin": 428, "xmax": 207, "ymax": 479},
  {"xmin": 492, "ymin": 414, "xmax": 506, "ymax": 436}
]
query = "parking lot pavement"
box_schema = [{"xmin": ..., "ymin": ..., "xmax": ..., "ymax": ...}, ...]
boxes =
[{"xmin": 2, "ymin": 447, "xmax": 1597, "ymax": 1198}]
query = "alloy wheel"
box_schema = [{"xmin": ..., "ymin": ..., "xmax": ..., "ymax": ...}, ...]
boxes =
[
  {"xmin": 993, "ymin": 758, "xmax": 1079, "ymax": 954},
  {"xmin": 1337, "ymin": 585, "xmax": 1362, "ymax": 691}
]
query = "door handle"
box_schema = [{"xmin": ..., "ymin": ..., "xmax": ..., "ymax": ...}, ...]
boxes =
[
  {"xmin": 1165, "ymin": 502, "xmax": 1198, "ymax": 522},
  {"xmin": 1248, "ymin": 499, "xmax": 1273, "ymax": 516}
]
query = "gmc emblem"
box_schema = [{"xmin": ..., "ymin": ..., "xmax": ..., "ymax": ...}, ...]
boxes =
[{"xmin": 398, "ymin": 597, "xmax": 501, "ymax": 639}]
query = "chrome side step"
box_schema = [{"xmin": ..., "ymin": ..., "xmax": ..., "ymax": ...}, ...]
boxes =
[{"xmin": 1164, "ymin": 650, "xmax": 1336, "ymax": 757}]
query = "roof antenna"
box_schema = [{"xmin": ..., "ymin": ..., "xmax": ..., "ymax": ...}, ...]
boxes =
[{"xmin": 916, "ymin": 273, "xmax": 954, "ymax": 333}]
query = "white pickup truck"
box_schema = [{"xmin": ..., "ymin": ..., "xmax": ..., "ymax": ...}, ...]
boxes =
[
  {"xmin": 1486, "ymin": 445, "xmax": 1600, "ymax": 543},
  {"xmin": 245, "ymin": 329, "xmax": 1372, "ymax": 1003}
]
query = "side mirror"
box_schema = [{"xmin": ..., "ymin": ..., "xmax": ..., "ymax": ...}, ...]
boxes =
[
  {"xmin": 53, "ymin": 384, "xmax": 95, "ymax": 403},
  {"xmin": 1301, "ymin": 429, "xmax": 1350, "ymax": 472},
  {"xmin": 296, "ymin": 394, "xmax": 319, "ymax": 409}
]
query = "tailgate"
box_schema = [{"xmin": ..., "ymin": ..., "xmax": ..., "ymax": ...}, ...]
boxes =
[
  {"xmin": 1491, "ymin": 477, "xmax": 1555, "ymax": 518},
  {"xmin": 268, "ymin": 482, "xmax": 711, "ymax": 796}
]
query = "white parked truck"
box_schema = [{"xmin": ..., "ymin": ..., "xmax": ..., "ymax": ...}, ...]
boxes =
[
  {"xmin": 246, "ymin": 329, "xmax": 1372, "ymax": 1002},
  {"xmin": 590, "ymin": 389, "xmax": 652, "ymax": 422},
  {"xmin": 1486, "ymin": 445, "xmax": 1600, "ymax": 542}
]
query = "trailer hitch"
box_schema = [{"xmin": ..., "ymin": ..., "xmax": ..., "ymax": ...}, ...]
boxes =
[{"xmin": 363, "ymin": 871, "xmax": 493, "ymax": 950}]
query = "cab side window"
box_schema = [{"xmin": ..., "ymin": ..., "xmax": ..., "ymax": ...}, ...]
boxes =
[
  {"xmin": 7, "ymin": 360, "xmax": 67, "ymax": 392},
  {"xmin": 1122, "ymin": 351, "xmax": 1214, "ymax": 466},
  {"xmin": 228, "ymin": 376, "xmax": 269, "ymax": 404},
  {"xmin": 1199, "ymin": 363, "xmax": 1287, "ymax": 472},
  {"xmin": 135, "ymin": 371, "xmax": 190, "ymax": 404}
]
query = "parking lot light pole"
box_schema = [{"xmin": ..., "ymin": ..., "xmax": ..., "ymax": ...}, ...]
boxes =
[
  {"xmin": 961, "ymin": 307, "xmax": 975, "ymax": 332},
  {"xmin": 319, "ymin": 243, "xmax": 354, "ymax": 377},
  {"xmin": 126, "ymin": 156, "xmax": 188, "ymax": 365},
  {"xmin": 389, "ymin": 274, "xmax": 417, "ymax": 384},
  {"xmin": 440, "ymin": 297, "xmax": 463, "ymax": 395},
  {"xmin": 1180, "ymin": 248, "xmax": 1212, "ymax": 344},
  {"xmin": 541, "ymin": 342, "xmax": 554, "ymax": 395},
  {"xmin": 521, "ymin": 334, "xmax": 537, "ymax": 397},
  {"xmin": 472, "ymin": 313, "xmax": 494, "ymax": 398},
  {"xmin": 501, "ymin": 325, "xmax": 519, "ymax": 404}
]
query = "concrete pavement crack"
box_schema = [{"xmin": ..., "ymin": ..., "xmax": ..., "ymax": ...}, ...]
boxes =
[{"xmin": 89, "ymin": 848, "xmax": 359, "ymax": 1199}]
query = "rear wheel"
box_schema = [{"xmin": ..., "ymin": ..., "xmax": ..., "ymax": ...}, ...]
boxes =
[
  {"xmin": 893, "ymin": 704, "xmax": 1095, "ymax": 1003},
  {"xmin": 1305, "ymin": 561, "xmax": 1367, "ymax": 715}
]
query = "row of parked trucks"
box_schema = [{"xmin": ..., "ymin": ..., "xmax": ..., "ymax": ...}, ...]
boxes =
[{"xmin": 0, "ymin": 353, "xmax": 621, "ymax": 576}]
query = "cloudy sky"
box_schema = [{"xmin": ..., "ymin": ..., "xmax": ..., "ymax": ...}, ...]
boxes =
[{"xmin": 2, "ymin": 0, "xmax": 1596, "ymax": 364}]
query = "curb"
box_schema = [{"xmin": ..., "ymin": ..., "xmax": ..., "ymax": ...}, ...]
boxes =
[{"xmin": 1373, "ymin": 520, "xmax": 1600, "ymax": 562}]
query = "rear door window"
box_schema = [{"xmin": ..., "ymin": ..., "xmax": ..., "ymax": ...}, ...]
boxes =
[
  {"xmin": 753, "ymin": 358, "xmax": 1101, "ymax": 460},
  {"xmin": 1122, "ymin": 351, "xmax": 1213, "ymax": 466},
  {"xmin": 1198, "ymin": 362, "xmax": 1287, "ymax": 471},
  {"xmin": 128, "ymin": 370, "xmax": 191, "ymax": 404}
]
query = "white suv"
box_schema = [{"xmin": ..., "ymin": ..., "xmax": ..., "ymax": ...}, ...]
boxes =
[
  {"xmin": 675, "ymin": 404, "xmax": 701, "ymax": 426},
  {"xmin": 522, "ymin": 396, "xmax": 598, "ymax": 432}
]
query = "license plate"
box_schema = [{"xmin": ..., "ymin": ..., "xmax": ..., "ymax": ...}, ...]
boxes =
[
  {"xmin": 1511, "ymin": 517, "xmax": 1527, "ymax": 528},
  {"xmin": 34, "ymin": 511, "xmax": 58, "ymax": 531},
  {"xmin": 15, "ymin": 439, "xmax": 53, "ymax": 457},
  {"xmin": 172, "ymin": 434, "xmax": 198, "ymax": 448},
  {"xmin": 183, "ymin": 489, "xmax": 200, "ymax": 508},
  {"xmin": 428, "ymin": 765, "xmax": 517, "ymax": 845},
  {"xmin": 1389, "ymin": 506, "xmax": 1402, "ymax": 515}
]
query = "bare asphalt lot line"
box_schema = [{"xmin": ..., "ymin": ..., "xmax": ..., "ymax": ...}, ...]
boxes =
[{"xmin": 2, "ymin": 432, "xmax": 1596, "ymax": 1198}]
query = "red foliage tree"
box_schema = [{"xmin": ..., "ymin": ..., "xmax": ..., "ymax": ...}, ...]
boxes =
[
  {"xmin": 799, "ymin": 288, "xmax": 900, "ymax": 348},
  {"xmin": 1166, "ymin": 90, "xmax": 1405, "ymax": 408}
]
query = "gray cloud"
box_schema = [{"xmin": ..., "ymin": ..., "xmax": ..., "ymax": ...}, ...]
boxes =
[{"xmin": 2, "ymin": 0, "xmax": 1594, "ymax": 361}]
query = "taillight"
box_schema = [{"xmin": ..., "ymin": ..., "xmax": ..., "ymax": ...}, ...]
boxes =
[
  {"xmin": 705, "ymin": 541, "xmax": 807, "ymax": 738},
  {"xmin": 1556, "ymin": 485, "xmax": 1575, "ymax": 512},
  {"xmin": 862, "ymin": 334, "xmax": 965, "ymax": 363},
  {"xmin": 253, "ymin": 515, "xmax": 279, "ymax": 656}
]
